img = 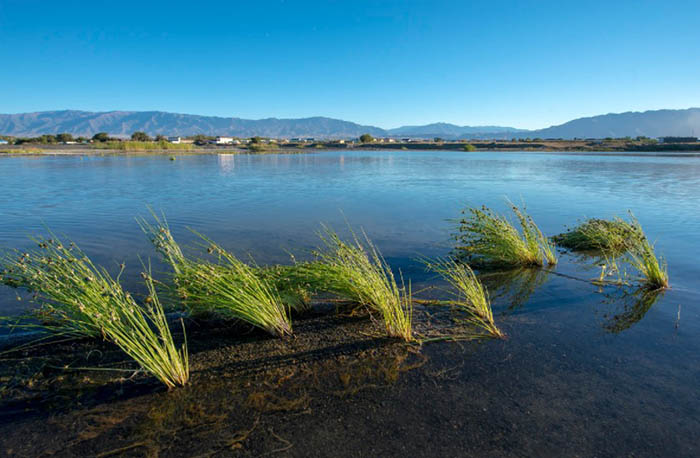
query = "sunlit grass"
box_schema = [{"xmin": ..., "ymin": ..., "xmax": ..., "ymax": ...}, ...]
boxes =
[
  {"xmin": 429, "ymin": 258, "xmax": 504, "ymax": 339},
  {"xmin": 552, "ymin": 215, "xmax": 643, "ymax": 255},
  {"xmin": 0, "ymin": 236, "xmax": 189, "ymax": 388},
  {"xmin": 306, "ymin": 226, "xmax": 413, "ymax": 341},
  {"xmin": 454, "ymin": 201, "xmax": 556, "ymax": 268},
  {"xmin": 625, "ymin": 218, "xmax": 669, "ymax": 290},
  {"xmin": 139, "ymin": 215, "xmax": 293, "ymax": 337}
]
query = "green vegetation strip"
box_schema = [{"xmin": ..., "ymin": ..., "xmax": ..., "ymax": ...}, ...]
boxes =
[{"xmin": 0, "ymin": 237, "xmax": 188, "ymax": 389}]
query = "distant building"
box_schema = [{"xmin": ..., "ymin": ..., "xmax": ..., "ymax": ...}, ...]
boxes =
[
  {"xmin": 0, "ymin": 139, "xmax": 8, "ymax": 145},
  {"xmin": 659, "ymin": 136, "xmax": 698, "ymax": 143},
  {"xmin": 167, "ymin": 136, "xmax": 182, "ymax": 144},
  {"xmin": 215, "ymin": 136, "xmax": 235, "ymax": 144}
]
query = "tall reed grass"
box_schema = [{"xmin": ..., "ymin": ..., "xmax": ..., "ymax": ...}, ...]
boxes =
[
  {"xmin": 0, "ymin": 237, "xmax": 189, "ymax": 388},
  {"xmin": 454, "ymin": 202, "xmax": 556, "ymax": 268},
  {"xmin": 139, "ymin": 215, "xmax": 293, "ymax": 337},
  {"xmin": 306, "ymin": 226, "xmax": 413, "ymax": 341},
  {"xmin": 429, "ymin": 258, "xmax": 504, "ymax": 339},
  {"xmin": 625, "ymin": 218, "xmax": 669, "ymax": 290}
]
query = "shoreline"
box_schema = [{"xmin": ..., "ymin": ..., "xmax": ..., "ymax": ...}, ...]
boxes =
[{"xmin": 2, "ymin": 139, "xmax": 700, "ymax": 156}]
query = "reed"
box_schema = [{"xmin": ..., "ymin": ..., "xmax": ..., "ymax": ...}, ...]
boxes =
[
  {"xmin": 139, "ymin": 215, "xmax": 293, "ymax": 337},
  {"xmin": 552, "ymin": 216, "xmax": 643, "ymax": 254},
  {"xmin": 0, "ymin": 237, "xmax": 189, "ymax": 388},
  {"xmin": 625, "ymin": 219, "xmax": 669, "ymax": 290},
  {"xmin": 454, "ymin": 202, "xmax": 556, "ymax": 267},
  {"xmin": 307, "ymin": 226, "xmax": 413, "ymax": 341},
  {"xmin": 429, "ymin": 258, "xmax": 504, "ymax": 339},
  {"xmin": 256, "ymin": 264, "xmax": 313, "ymax": 313}
]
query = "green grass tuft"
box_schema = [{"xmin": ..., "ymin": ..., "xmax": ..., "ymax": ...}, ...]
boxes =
[
  {"xmin": 306, "ymin": 226, "xmax": 413, "ymax": 341},
  {"xmin": 0, "ymin": 236, "xmax": 189, "ymax": 388},
  {"xmin": 429, "ymin": 258, "xmax": 504, "ymax": 339},
  {"xmin": 139, "ymin": 214, "xmax": 293, "ymax": 337},
  {"xmin": 454, "ymin": 201, "xmax": 556, "ymax": 268},
  {"xmin": 625, "ymin": 218, "xmax": 669, "ymax": 290},
  {"xmin": 552, "ymin": 216, "xmax": 643, "ymax": 254}
]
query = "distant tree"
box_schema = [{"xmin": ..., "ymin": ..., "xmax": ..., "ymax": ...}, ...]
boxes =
[
  {"xmin": 250, "ymin": 136, "xmax": 263, "ymax": 144},
  {"xmin": 434, "ymin": 137, "xmax": 444, "ymax": 143},
  {"xmin": 359, "ymin": 133, "xmax": 374, "ymax": 143},
  {"xmin": 56, "ymin": 133, "xmax": 73, "ymax": 143},
  {"xmin": 38, "ymin": 134, "xmax": 57, "ymax": 144},
  {"xmin": 75, "ymin": 136, "xmax": 88, "ymax": 143},
  {"xmin": 93, "ymin": 132, "xmax": 110, "ymax": 142},
  {"xmin": 131, "ymin": 131, "xmax": 151, "ymax": 141},
  {"xmin": 155, "ymin": 134, "xmax": 166, "ymax": 142},
  {"xmin": 463, "ymin": 144, "xmax": 476, "ymax": 152}
]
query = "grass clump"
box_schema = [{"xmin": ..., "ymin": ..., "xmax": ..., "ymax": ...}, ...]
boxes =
[
  {"xmin": 138, "ymin": 215, "xmax": 293, "ymax": 337},
  {"xmin": 454, "ymin": 202, "xmax": 556, "ymax": 268},
  {"xmin": 305, "ymin": 226, "xmax": 413, "ymax": 341},
  {"xmin": 0, "ymin": 237, "xmax": 189, "ymax": 389},
  {"xmin": 625, "ymin": 219, "xmax": 669, "ymax": 290},
  {"xmin": 552, "ymin": 216, "xmax": 643, "ymax": 254},
  {"xmin": 429, "ymin": 258, "xmax": 504, "ymax": 339}
]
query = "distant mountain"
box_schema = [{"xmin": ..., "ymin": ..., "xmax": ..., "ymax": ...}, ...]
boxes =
[
  {"xmin": 387, "ymin": 122, "xmax": 525, "ymax": 138},
  {"xmin": 530, "ymin": 108, "xmax": 700, "ymax": 139},
  {"xmin": 1, "ymin": 108, "xmax": 699, "ymax": 140},
  {"xmin": 0, "ymin": 110, "xmax": 386, "ymax": 139}
]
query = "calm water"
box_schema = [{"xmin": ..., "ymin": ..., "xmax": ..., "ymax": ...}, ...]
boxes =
[{"xmin": 1, "ymin": 150, "xmax": 699, "ymax": 455}]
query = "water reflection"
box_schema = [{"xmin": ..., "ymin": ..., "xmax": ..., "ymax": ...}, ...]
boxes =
[
  {"xmin": 480, "ymin": 267, "xmax": 551, "ymax": 311},
  {"xmin": 600, "ymin": 287, "xmax": 665, "ymax": 334}
]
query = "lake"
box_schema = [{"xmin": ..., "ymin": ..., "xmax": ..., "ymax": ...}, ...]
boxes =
[{"xmin": 1, "ymin": 150, "xmax": 699, "ymax": 456}]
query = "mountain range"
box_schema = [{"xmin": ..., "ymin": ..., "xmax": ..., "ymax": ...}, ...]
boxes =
[{"xmin": 1, "ymin": 108, "xmax": 699, "ymax": 140}]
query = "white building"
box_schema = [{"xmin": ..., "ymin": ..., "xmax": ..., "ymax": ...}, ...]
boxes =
[
  {"xmin": 167, "ymin": 136, "xmax": 182, "ymax": 144},
  {"xmin": 216, "ymin": 136, "xmax": 235, "ymax": 144},
  {"xmin": 0, "ymin": 139, "xmax": 8, "ymax": 145}
]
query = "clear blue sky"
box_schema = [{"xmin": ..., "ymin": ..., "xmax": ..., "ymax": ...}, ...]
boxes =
[{"xmin": 1, "ymin": 0, "xmax": 699, "ymax": 129}]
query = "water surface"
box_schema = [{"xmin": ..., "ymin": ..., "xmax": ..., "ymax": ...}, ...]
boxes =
[{"xmin": 1, "ymin": 150, "xmax": 699, "ymax": 456}]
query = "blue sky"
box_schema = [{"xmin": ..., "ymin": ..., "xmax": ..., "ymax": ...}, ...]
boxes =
[{"xmin": 1, "ymin": 0, "xmax": 699, "ymax": 129}]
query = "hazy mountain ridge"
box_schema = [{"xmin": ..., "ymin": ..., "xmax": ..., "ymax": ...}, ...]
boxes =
[
  {"xmin": 387, "ymin": 122, "xmax": 526, "ymax": 137},
  {"xmin": 531, "ymin": 108, "xmax": 700, "ymax": 139},
  {"xmin": 0, "ymin": 110, "xmax": 387, "ymax": 138},
  {"xmin": 1, "ymin": 108, "xmax": 699, "ymax": 139}
]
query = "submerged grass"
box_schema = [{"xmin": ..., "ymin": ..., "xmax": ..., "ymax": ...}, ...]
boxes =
[
  {"xmin": 454, "ymin": 201, "xmax": 556, "ymax": 268},
  {"xmin": 428, "ymin": 258, "xmax": 504, "ymax": 339},
  {"xmin": 138, "ymin": 214, "xmax": 293, "ymax": 337},
  {"xmin": 305, "ymin": 226, "xmax": 413, "ymax": 341},
  {"xmin": 552, "ymin": 215, "xmax": 644, "ymax": 255},
  {"xmin": 0, "ymin": 236, "xmax": 188, "ymax": 388},
  {"xmin": 553, "ymin": 213, "xmax": 668, "ymax": 290}
]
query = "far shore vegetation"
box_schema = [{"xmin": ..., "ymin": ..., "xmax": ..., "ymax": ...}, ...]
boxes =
[{"xmin": 2, "ymin": 131, "xmax": 699, "ymax": 155}]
